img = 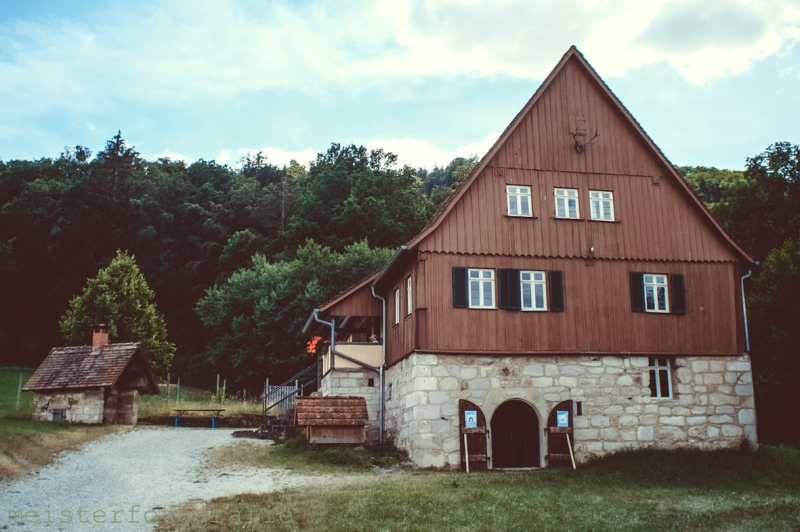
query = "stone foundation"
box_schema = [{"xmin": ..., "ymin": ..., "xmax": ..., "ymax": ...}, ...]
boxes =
[
  {"xmin": 383, "ymin": 353, "xmax": 757, "ymax": 468},
  {"xmin": 319, "ymin": 368, "xmax": 381, "ymax": 442},
  {"xmin": 33, "ymin": 389, "xmax": 105, "ymax": 423},
  {"xmin": 33, "ymin": 388, "xmax": 140, "ymax": 425}
]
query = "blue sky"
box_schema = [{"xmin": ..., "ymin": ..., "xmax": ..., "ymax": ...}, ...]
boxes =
[{"xmin": 1, "ymin": 0, "xmax": 799, "ymax": 170}]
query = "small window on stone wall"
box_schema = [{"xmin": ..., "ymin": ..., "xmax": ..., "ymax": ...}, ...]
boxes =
[
  {"xmin": 368, "ymin": 378, "xmax": 375, "ymax": 387},
  {"xmin": 387, "ymin": 383, "xmax": 392, "ymax": 400},
  {"xmin": 648, "ymin": 358, "xmax": 672, "ymax": 398},
  {"xmin": 51, "ymin": 408, "xmax": 67, "ymax": 422}
]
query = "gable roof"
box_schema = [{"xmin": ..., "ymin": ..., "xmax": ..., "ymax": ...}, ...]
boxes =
[
  {"xmin": 294, "ymin": 396, "xmax": 368, "ymax": 427},
  {"xmin": 22, "ymin": 343, "xmax": 159, "ymax": 394},
  {"xmin": 405, "ymin": 45, "xmax": 753, "ymax": 264}
]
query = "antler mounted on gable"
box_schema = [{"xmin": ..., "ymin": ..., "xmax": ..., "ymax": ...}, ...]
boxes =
[{"xmin": 572, "ymin": 128, "xmax": 599, "ymax": 154}]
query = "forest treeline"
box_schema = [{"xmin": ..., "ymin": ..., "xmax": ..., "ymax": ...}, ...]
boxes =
[
  {"xmin": 1, "ymin": 134, "xmax": 797, "ymax": 443},
  {"xmin": 0, "ymin": 134, "xmax": 476, "ymax": 386}
]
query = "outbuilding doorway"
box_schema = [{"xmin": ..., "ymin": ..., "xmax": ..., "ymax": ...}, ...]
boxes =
[{"xmin": 490, "ymin": 400, "xmax": 541, "ymax": 468}]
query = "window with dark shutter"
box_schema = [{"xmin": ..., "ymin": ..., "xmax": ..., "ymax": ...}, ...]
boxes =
[
  {"xmin": 497, "ymin": 268, "xmax": 509, "ymax": 309},
  {"xmin": 548, "ymin": 270, "xmax": 564, "ymax": 312},
  {"xmin": 508, "ymin": 269, "xmax": 521, "ymax": 310},
  {"xmin": 452, "ymin": 267, "xmax": 468, "ymax": 308},
  {"xmin": 670, "ymin": 274, "xmax": 686, "ymax": 314},
  {"xmin": 630, "ymin": 272, "xmax": 645, "ymax": 312}
]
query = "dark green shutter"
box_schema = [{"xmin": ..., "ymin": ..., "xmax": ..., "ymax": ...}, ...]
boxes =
[
  {"xmin": 670, "ymin": 274, "xmax": 687, "ymax": 314},
  {"xmin": 630, "ymin": 272, "xmax": 645, "ymax": 312},
  {"xmin": 508, "ymin": 269, "xmax": 521, "ymax": 310},
  {"xmin": 452, "ymin": 267, "xmax": 468, "ymax": 308},
  {"xmin": 548, "ymin": 270, "xmax": 564, "ymax": 312},
  {"xmin": 497, "ymin": 269, "xmax": 509, "ymax": 309}
]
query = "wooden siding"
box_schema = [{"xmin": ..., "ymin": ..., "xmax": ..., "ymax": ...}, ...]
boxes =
[
  {"xmin": 386, "ymin": 253, "xmax": 741, "ymax": 366},
  {"xmin": 420, "ymin": 167, "xmax": 738, "ymax": 263},
  {"xmin": 323, "ymin": 282, "xmax": 382, "ymax": 318},
  {"xmin": 489, "ymin": 58, "xmax": 668, "ymax": 176},
  {"xmin": 387, "ymin": 262, "xmax": 418, "ymax": 366}
]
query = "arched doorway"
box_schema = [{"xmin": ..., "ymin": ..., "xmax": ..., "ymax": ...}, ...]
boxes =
[{"xmin": 490, "ymin": 400, "xmax": 541, "ymax": 468}]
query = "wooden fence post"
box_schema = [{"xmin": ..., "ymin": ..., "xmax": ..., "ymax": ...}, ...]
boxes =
[
  {"xmin": 166, "ymin": 372, "xmax": 170, "ymax": 403},
  {"xmin": 177, "ymin": 377, "xmax": 181, "ymax": 404},
  {"xmin": 15, "ymin": 373, "xmax": 22, "ymax": 411}
]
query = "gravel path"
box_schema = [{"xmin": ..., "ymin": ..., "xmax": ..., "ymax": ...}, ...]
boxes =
[{"xmin": 0, "ymin": 427, "xmax": 325, "ymax": 531}]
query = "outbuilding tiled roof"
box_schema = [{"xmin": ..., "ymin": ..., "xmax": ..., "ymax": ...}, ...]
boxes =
[
  {"xmin": 22, "ymin": 343, "xmax": 159, "ymax": 394},
  {"xmin": 295, "ymin": 396, "xmax": 368, "ymax": 427}
]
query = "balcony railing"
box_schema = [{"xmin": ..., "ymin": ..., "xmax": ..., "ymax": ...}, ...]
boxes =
[{"xmin": 322, "ymin": 342, "xmax": 382, "ymax": 373}]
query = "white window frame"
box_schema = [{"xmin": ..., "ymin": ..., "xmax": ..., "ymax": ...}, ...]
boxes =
[
  {"xmin": 520, "ymin": 270, "xmax": 547, "ymax": 311},
  {"xmin": 589, "ymin": 190, "xmax": 615, "ymax": 221},
  {"xmin": 468, "ymin": 269, "xmax": 495, "ymax": 309},
  {"xmin": 554, "ymin": 188, "xmax": 580, "ymax": 219},
  {"xmin": 506, "ymin": 185, "xmax": 532, "ymax": 217},
  {"xmin": 394, "ymin": 287, "xmax": 400, "ymax": 325},
  {"xmin": 648, "ymin": 358, "xmax": 672, "ymax": 398},
  {"xmin": 644, "ymin": 274, "xmax": 669, "ymax": 313},
  {"xmin": 406, "ymin": 276, "xmax": 412, "ymax": 316}
]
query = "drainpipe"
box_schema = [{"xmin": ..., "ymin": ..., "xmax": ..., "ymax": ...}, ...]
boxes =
[
  {"xmin": 369, "ymin": 244, "xmax": 407, "ymax": 445},
  {"xmin": 371, "ymin": 285, "xmax": 387, "ymax": 444},
  {"xmin": 741, "ymin": 266, "xmax": 755, "ymax": 352}
]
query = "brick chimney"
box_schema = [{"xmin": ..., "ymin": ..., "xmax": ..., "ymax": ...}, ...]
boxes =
[{"xmin": 92, "ymin": 324, "xmax": 109, "ymax": 349}]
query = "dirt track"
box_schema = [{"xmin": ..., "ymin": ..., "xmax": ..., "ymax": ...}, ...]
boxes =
[{"xmin": 0, "ymin": 427, "xmax": 324, "ymax": 531}]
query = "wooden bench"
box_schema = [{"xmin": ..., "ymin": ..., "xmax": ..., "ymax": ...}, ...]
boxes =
[{"xmin": 172, "ymin": 409, "xmax": 226, "ymax": 428}]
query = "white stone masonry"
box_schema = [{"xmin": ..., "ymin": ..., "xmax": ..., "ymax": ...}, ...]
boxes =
[{"xmin": 383, "ymin": 353, "xmax": 756, "ymax": 468}]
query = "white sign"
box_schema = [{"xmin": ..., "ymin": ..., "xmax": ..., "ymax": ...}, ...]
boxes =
[
  {"xmin": 556, "ymin": 410, "xmax": 569, "ymax": 428},
  {"xmin": 464, "ymin": 410, "xmax": 478, "ymax": 429}
]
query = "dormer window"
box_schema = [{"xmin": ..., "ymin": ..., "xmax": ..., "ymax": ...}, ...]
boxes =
[
  {"xmin": 506, "ymin": 186, "xmax": 532, "ymax": 217},
  {"xmin": 554, "ymin": 188, "xmax": 579, "ymax": 219}
]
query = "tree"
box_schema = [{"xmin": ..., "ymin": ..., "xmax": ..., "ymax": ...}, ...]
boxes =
[
  {"xmin": 195, "ymin": 239, "xmax": 393, "ymax": 389},
  {"xmin": 708, "ymin": 142, "xmax": 800, "ymax": 260},
  {"xmin": 60, "ymin": 250, "xmax": 175, "ymax": 375},
  {"xmin": 286, "ymin": 144, "xmax": 433, "ymax": 251},
  {"xmin": 748, "ymin": 233, "xmax": 800, "ymax": 444}
]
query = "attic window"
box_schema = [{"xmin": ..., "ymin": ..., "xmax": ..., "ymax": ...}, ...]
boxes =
[
  {"xmin": 506, "ymin": 186, "xmax": 532, "ymax": 217},
  {"xmin": 589, "ymin": 190, "xmax": 614, "ymax": 221},
  {"xmin": 554, "ymin": 188, "xmax": 580, "ymax": 219}
]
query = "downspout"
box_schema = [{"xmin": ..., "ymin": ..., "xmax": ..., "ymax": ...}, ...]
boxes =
[
  {"xmin": 368, "ymin": 244, "xmax": 407, "ymax": 445},
  {"xmin": 371, "ymin": 285, "xmax": 387, "ymax": 444},
  {"xmin": 741, "ymin": 267, "xmax": 753, "ymax": 352}
]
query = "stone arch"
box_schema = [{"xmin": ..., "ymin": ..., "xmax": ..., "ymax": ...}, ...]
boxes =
[{"xmin": 489, "ymin": 398, "xmax": 543, "ymax": 468}]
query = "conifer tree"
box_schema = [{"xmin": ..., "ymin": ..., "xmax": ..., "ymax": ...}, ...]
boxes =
[{"xmin": 60, "ymin": 249, "xmax": 174, "ymax": 374}]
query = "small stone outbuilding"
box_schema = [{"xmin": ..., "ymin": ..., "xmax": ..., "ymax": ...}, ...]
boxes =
[
  {"xmin": 22, "ymin": 326, "xmax": 159, "ymax": 424},
  {"xmin": 295, "ymin": 396, "xmax": 368, "ymax": 444}
]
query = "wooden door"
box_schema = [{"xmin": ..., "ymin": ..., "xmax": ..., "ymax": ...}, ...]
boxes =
[
  {"xmin": 490, "ymin": 400, "xmax": 540, "ymax": 467},
  {"xmin": 546, "ymin": 400, "xmax": 574, "ymax": 468},
  {"xmin": 459, "ymin": 399, "xmax": 488, "ymax": 471}
]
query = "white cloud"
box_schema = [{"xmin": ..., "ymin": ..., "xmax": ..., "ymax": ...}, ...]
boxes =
[
  {"xmin": 217, "ymin": 133, "xmax": 499, "ymax": 172},
  {"xmin": 153, "ymin": 150, "xmax": 191, "ymax": 162},
  {"xmin": 366, "ymin": 133, "xmax": 500, "ymax": 169},
  {"xmin": 215, "ymin": 146, "xmax": 317, "ymax": 168},
  {"xmin": 1, "ymin": 0, "xmax": 798, "ymax": 119}
]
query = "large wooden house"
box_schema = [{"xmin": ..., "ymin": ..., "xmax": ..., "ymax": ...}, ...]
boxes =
[{"xmin": 304, "ymin": 46, "xmax": 757, "ymax": 469}]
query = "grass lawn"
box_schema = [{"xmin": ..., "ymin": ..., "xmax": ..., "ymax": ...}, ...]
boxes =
[
  {"xmin": 156, "ymin": 445, "xmax": 800, "ymax": 532},
  {"xmin": 139, "ymin": 384, "xmax": 264, "ymax": 418},
  {"xmin": 0, "ymin": 367, "xmax": 122, "ymax": 481}
]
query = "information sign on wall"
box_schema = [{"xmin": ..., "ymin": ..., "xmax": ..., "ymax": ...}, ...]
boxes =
[
  {"xmin": 556, "ymin": 410, "xmax": 569, "ymax": 428},
  {"xmin": 464, "ymin": 410, "xmax": 478, "ymax": 429}
]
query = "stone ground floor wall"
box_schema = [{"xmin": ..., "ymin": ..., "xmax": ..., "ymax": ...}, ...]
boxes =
[
  {"xmin": 103, "ymin": 389, "xmax": 139, "ymax": 424},
  {"xmin": 33, "ymin": 388, "xmax": 140, "ymax": 425},
  {"xmin": 319, "ymin": 368, "xmax": 381, "ymax": 442},
  {"xmin": 383, "ymin": 353, "xmax": 757, "ymax": 468},
  {"xmin": 33, "ymin": 389, "xmax": 105, "ymax": 423}
]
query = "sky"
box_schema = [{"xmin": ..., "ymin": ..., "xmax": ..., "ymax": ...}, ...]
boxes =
[{"xmin": 1, "ymin": 0, "xmax": 799, "ymax": 171}]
